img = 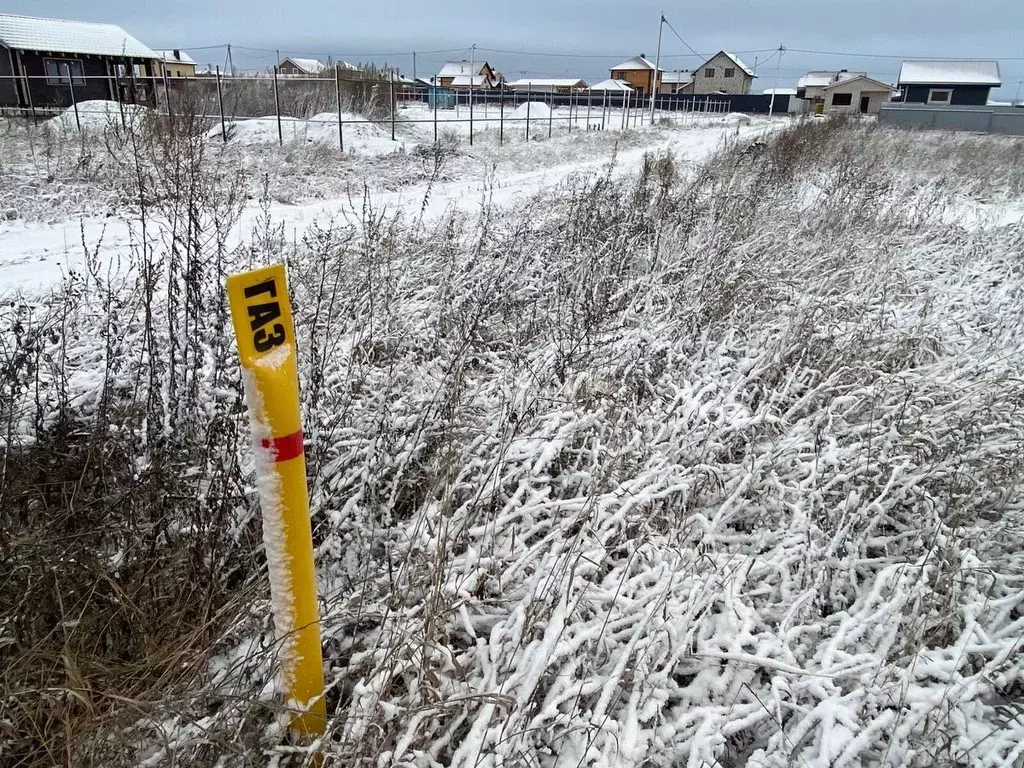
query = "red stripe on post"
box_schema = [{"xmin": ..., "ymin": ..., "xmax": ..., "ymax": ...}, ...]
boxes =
[{"xmin": 261, "ymin": 430, "xmax": 305, "ymax": 463}]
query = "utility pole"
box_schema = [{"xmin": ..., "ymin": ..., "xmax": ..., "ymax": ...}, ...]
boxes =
[
  {"xmin": 769, "ymin": 44, "xmax": 784, "ymax": 116},
  {"xmin": 227, "ymin": 44, "xmax": 235, "ymax": 76},
  {"xmin": 413, "ymin": 51, "xmax": 417, "ymax": 81},
  {"xmin": 650, "ymin": 12, "xmax": 665, "ymax": 122}
]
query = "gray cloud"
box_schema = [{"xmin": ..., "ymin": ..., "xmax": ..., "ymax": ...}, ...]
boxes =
[{"xmin": 7, "ymin": 0, "xmax": 1023, "ymax": 97}]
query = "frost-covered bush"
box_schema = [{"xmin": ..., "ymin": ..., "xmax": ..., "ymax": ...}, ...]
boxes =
[{"xmin": 2, "ymin": 118, "xmax": 1024, "ymax": 767}]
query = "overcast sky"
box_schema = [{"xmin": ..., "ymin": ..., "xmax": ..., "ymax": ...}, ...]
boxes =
[{"xmin": 9, "ymin": 0, "xmax": 1024, "ymax": 97}]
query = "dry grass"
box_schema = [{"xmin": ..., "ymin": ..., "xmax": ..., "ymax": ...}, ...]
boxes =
[{"xmin": 2, "ymin": 117, "xmax": 1024, "ymax": 766}]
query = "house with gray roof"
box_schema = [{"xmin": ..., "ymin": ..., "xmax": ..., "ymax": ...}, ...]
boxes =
[{"xmin": 0, "ymin": 12, "xmax": 158, "ymax": 112}]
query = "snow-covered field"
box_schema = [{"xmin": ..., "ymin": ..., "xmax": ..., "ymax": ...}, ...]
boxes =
[
  {"xmin": 2, "ymin": 112, "xmax": 1024, "ymax": 767},
  {"xmin": 0, "ymin": 105, "xmax": 773, "ymax": 292}
]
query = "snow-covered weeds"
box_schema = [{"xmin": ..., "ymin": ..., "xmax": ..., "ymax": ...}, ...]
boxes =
[{"xmin": 2, "ymin": 118, "xmax": 1024, "ymax": 767}]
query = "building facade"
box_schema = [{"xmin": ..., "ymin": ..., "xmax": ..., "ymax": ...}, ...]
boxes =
[
  {"xmin": 683, "ymin": 51, "xmax": 755, "ymax": 95},
  {"xmin": 609, "ymin": 56, "xmax": 659, "ymax": 96},
  {"xmin": 0, "ymin": 13, "xmax": 158, "ymax": 111},
  {"xmin": 897, "ymin": 60, "xmax": 1001, "ymax": 106}
]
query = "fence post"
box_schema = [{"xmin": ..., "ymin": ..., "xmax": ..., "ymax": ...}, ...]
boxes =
[
  {"xmin": 601, "ymin": 90, "xmax": 607, "ymax": 130},
  {"xmin": 469, "ymin": 81, "xmax": 474, "ymax": 146},
  {"xmin": 162, "ymin": 67, "xmax": 172, "ymax": 123},
  {"xmin": 113, "ymin": 68, "xmax": 126, "ymax": 128},
  {"xmin": 499, "ymin": 87, "xmax": 504, "ymax": 145},
  {"xmin": 586, "ymin": 89, "xmax": 592, "ymax": 131},
  {"xmin": 390, "ymin": 68, "xmax": 396, "ymax": 142},
  {"xmin": 622, "ymin": 91, "xmax": 628, "ymax": 130},
  {"xmin": 335, "ymin": 66, "xmax": 344, "ymax": 152},
  {"xmin": 64, "ymin": 63, "xmax": 81, "ymax": 132},
  {"xmin": 273, "ymin": 65, "xmax": 283, "ymax": 147},
  {"xmin": 547, "ymin": 88, "xmax": 553, "ymax": 138},
  {"xmin": 432, "ymin": 85, "xmax": 438, "ymax": 144},
  {"xmin": 526, "ymin": 85, "xmax": 531, "ymax": 139},
  {"xmin": 216, "ymin": 65, "xmax": 227, "ymax": 143},
  {"xmin": 19, "ymin": 55, "xmax": 37, "ymax": 121}
]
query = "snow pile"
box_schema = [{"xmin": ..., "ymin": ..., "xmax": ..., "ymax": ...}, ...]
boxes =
[
  {"xmin": 47, "ymin": 99, "xmax": 148, "ymax": 133},
  {"xmin": 209, "ymin": 111, "xmax": 410, "ymax": 155},
  {"xmin": 512, "ymin": 101, "xmax": 551, "ymax": 121}
]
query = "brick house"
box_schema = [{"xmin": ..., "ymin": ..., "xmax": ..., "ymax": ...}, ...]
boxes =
[
  {"xmin": 0, "ymin": 12, "xmax": 158, "ymax": 112},
  {"xmin": 677, "ymin": 51, "xmax": 755, "ymax": 95}
]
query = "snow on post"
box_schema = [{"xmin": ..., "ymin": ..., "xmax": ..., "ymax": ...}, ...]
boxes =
[{"xmin": 226, "ymin": 264, "xmax": 326, "ymax": 738}]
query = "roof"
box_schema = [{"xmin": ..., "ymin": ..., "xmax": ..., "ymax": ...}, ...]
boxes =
[
  {"xmin": 898, "ymin": 60, "xmax": 1001, "ymax": 86},
  {"xmin": 611, "ymin": 56, "xmax": 658, "ymax": 72},
  {"xmin": 281, "ymin": 57, "xmax": 328, "ymax": 74},
  {"xmin": 762, "ymin": 88, "xmax": 798, "ymax": 95},
  {"xmin": 798, "ymin": 70, "xmax": 866, "ymax": 88},
  {"xmin": 438, "ymin": 60, "xmax": 490, "ymax": 77},
  {"xmin": 589, "ymin": 78, "xmax": 634, "ymax": 92},
  {"xmin": 707, "ymin": 51, "xmax": 755, "ymax": 77},
  {"xmin": 449, "ymin": 75, "xmax": 490, "ymax": 87},
  {"xmin": 823, "ymin": 75, "xmax": 895, "ymax": 93},
  {"xmin": 157, "ymin": 49, "xmax": 195, "ymax": 65},
  {"xmin": 507, "ymin": 78, "xmax": 587, "ymax": 88},
  {"xmin": 0, "ymin": 13, "xmax": 156, "ymax": 59}
]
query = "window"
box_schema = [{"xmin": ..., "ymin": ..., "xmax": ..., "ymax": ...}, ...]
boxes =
[
  {"xmin": 724, "ymin": 67, "xmax": 736, "ymax": 78},
  {"xmin": 704, "ymin": 68, "xmax": 715, "ymax": 78},
  {"xmin": 928, "ymin": 88, "xmax": 952, "ymax": 104},
  {"xmin": 831, "ymin": 92, "xmax": 853, "ymax": 107},
  {"xmin": 44, "ymin": 58, "xmax": 85, "ymax": 86}
]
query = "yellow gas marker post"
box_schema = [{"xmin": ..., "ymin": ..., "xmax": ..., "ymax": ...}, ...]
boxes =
[{"xmin": 227, "ymin": 264, "xmax": 326, "ymax": 738}]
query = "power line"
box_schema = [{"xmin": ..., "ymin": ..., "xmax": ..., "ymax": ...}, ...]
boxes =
[
  {"xmin": 786, "ymin": 47, "xmax": 1024, "ymax": 61},
  {"xmin": 661, "ymin": 16, "xmax": 704, "ymax": 59}
]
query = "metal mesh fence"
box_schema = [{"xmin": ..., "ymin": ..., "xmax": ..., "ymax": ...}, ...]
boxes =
[{"xmin": 0, "ymin": 71, "xmax": 738, "ymax": 148}]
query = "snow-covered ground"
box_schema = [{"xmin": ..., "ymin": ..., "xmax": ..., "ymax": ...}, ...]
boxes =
[
  {"xmin": 3, "ymin": 114, "xmax": 1024, "ymax": 767},
  {"xmin": 0, "ymin": 112, "xmax": 776, "ymax": 294}
]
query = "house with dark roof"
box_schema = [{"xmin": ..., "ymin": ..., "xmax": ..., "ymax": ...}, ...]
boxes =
[
  {"xmin": 0, "ymin": 12, "xmax": 158, "ymax": 112},
  {"xmin": 897, "ymin": 60, "xmax": 1001, "ymax": 106}
]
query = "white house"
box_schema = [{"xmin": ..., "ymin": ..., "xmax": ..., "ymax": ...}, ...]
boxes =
[
  {"xmin": 795, "ymin": 70, "xmax": 865, "ymax": 113},
  {"xmin": 589, "ymin": 78, "xmax": 634, "ymax": 93},
  {"xmin": 658, "ymin": 70, "xmax": 693, "ymax": 94},
  {"xmin": 507, "ymin": 78, "xmax": 588, "ymax": 94},
  {"xmin": 821, "ymin": 75, "xmax": 895, "ymax": 115}
]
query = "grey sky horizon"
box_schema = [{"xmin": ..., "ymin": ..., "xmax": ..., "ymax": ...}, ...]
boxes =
[{"xmin": 7, "ymin": 1, "xmax": 1023, "ymax": 97}]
